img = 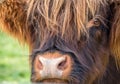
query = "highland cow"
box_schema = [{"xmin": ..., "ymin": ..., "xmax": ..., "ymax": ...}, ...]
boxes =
[{"xmin": 0, "ymin": 0, "xmax": 120, "ymax": 84}]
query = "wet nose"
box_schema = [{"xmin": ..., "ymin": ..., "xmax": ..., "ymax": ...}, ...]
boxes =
[
  {"xmin": 39, "ymin": 56, "xmax": 67, "ymax": 78},
  {"xmin": 34, "ymin": 53, "xmax": 72, "ymax": 80}
]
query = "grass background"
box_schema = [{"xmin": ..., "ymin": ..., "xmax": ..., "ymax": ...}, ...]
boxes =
[{"xmin": 0, "ymin": 32, "xmax": 30, "ymax": 83}]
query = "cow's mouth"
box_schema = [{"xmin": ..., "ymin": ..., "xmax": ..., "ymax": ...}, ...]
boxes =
[{"xmin": 40, "ymin": 78, "xmax": 68, "ymax": 83}]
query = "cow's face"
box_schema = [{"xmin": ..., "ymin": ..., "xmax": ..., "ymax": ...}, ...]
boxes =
[
  {"xmin": 30, "ymin": 17, "xmax": 110, "ymax": 83},
  {"xmin": 0, "ymin": 0, "xmax": 119, "ymax": 83},
  {"xmin": 26, "ymin": 0, "xmax": 120, "ymax": 84}
]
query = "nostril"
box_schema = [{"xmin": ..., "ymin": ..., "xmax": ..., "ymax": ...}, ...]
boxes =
[
  {"xmin": 37, "ymin": 60, "xmax": 43, "ymax": 70},
  {"xmin": 58, "ymin": 57, "xmax": 67, "ymax": 70},
  {"xmin": 34, "ymin": 56, "xmax": 43, "ymax": 71}
]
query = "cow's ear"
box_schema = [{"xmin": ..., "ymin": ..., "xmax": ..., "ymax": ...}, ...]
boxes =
[{"xmin": 109, "ymin": 2, "xmax": 120, "ymax": 67}]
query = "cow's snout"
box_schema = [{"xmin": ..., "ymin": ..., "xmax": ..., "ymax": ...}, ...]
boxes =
[
  {"xmin": 33, "ymin": 52, "xmax": 73, "ymax": 82},
  {"xmin": 39, "ymin": 56, "xmax": 68, "ymax": 78}
]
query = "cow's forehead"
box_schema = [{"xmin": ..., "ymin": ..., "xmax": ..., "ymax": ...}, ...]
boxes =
[{"xmin": 27, "ymin": 0, "xmax": 110, "ymax": 47}]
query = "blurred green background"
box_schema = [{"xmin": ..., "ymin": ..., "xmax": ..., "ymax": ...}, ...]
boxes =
[{"xmin": 0, "ymin": 31, "xmax": 30, "ymax": 83}]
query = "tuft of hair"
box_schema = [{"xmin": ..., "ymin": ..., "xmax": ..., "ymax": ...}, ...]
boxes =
[
  {"xmin": 0, "ymin": 0, "xmax": 32, "ymax": 46},
  {"xmin": 27, "ymin": 0, "xmax": 109, "ymax": 42},
  {"xmin": 0, "ymin": 0, "xmax": 109, "ymax": 46},
  {"xmin": 110, "ymin": 1, "xmax": 120, "ymax": 69}
]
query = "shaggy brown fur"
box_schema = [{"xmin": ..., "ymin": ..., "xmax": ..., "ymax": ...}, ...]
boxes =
[
  {"xmin": 0, "ymin": 0, "xmax": 120, "ymax": 65},
  {"xmin": 0, "ymin": 0, "xmax": 120, "ymax": 83},
  {"xmin": 110, "ymin": 3, "xmax": 120, "ymax": 67},
  {"xmin": 27, "ymin": 0, "xmax": 109, "ymax": 47},
  {"xmin": 0, "ymin": 0, "xmax": 31, "ymax": 47}
]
